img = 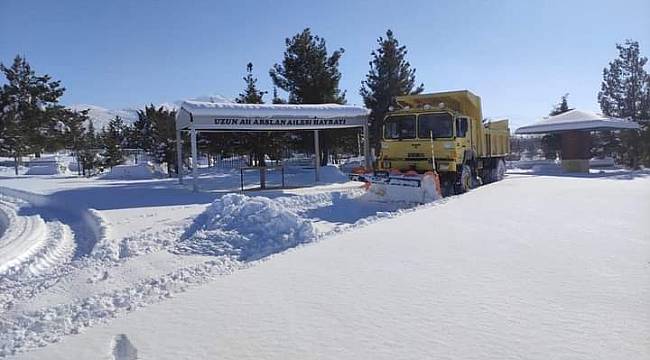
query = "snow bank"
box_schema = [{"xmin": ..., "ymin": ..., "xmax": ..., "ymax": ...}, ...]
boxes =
[
  {"xmin": 178, "ymin": 194, "xmax": 317, "ymax": 260},
  {"xmin": 317, "ymin": 165, "xmax": 348, "ymax": 183},
  {"xmin": 24, "ymin": 157, "xmax": 68, "ymax": 176},
  {"xmin": 25, "ymin": 164, "xmax": 66, "ymax": 175},
  {"xmin": 87, "ymin": 209, "xmax": 117, "ymax": 261},
  {"xmin": 99, "ymin": 163, "xmax": 164, "ymax": 180},
  {"xmin": 338, "ymin": 156, "xmax": 365, "ymax": 173},
  {"xmin": 0, "ymin": 165, "xmax": 27, "ymax": 176}
]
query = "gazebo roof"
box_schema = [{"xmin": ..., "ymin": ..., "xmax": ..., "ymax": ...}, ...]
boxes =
[{"xmin": 515, "ymin": 109, "xmax": 640, "ymax": 134}]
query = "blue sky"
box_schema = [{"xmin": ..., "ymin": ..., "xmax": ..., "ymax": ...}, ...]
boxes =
[{"xmin": 1, "ymin": 0, "xmax": 649, "ymax": 128}]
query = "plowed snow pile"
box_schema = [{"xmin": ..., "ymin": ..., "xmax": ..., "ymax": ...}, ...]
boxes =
[
  {"xmin": 317, "ymin": 165, "xmax": 348, "ymax": 183},
  {"xmin": 178, "ymin": 194, "xmax": 317, "ymax": 260}
]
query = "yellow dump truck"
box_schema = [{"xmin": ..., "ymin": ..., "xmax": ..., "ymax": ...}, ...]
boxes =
[{"xmin": 371, "ymin": 90, "xmax": 509, "ymax": 197}]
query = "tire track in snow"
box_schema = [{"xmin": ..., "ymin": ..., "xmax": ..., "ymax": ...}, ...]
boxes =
[
  {"xmin": 0, "ymin": 187, "xmax": 104, "ymax": 259},
  {"xmin": 0, "ymin": 188, "xmax": 110, "ymax": 312},
  {"xmin": 0, "ymin": 197, "xmax": 75, "ymax": 277}
]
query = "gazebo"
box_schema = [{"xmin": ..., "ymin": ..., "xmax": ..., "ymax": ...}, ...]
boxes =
[
  {"xmin": 175, "ymin": 100, "xmax": 372, "ymax": 191},
  {"xmin": 515, "ymin": 109, "xmax": 639, "ymax": 172}
]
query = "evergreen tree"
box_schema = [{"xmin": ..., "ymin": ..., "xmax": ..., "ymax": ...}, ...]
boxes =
[
  {"xmin": 360, "ymin": 30, "xmax": 424, "ymax": 153},
  {"xmin": 542, "ymin": 93, "xmax": 572, "ymax": 159},
  {"xmin": 597, "ymin": 40, "xmax": 650, "ymax": 167},
  {"xmin": 271, "ymin": 87, "xmax": 286, "ymax": 104},
  {"xmin": 78, "ymin": 120, "xmax": 100, "ymax": 176},
  {"xmin": 85, "ymin": 119, "xmax": 97, "ymax": 148},
  {"xmin": 0, "ymin": 55, "xmax": 65, "ymax": 174},
  {"xmin": 237, "ymin": 63, "xmax": 267, "ymax": 104},
  {"xmin": 135, "ymin": 105, "xmax": 178, "ymax": 175},
  {"xmin": 270, "ymin": 28, "xmax": 348, "ymax": 165},
  {"xmin": 270, "ymin": 28, "xmax": 346, "ymax": 104},
  {"xmin": 550, "ymin": 93, "xmax": 571, "ymax": 115},
  {"xmin": 101, "ymin": 116, "xmax": 127, "ymax": 169},
  {"xmin": 151, "ymin": 107, "xmax": 178, "ymax": 175},
  {"xmin": 59, "ymin": 108, "xmax": 89, "ymax": 174},
  {"xmin": 131, "ymin": 108, "xmax": 155, "ymax": 153},
  {"xmin": 598, "ymin": 40, "xmax": 648, "ymax": 120},
  {"xmin": 541, "ymin": 134, "xmax": 561, "ymax": 160},
  {"xmin": 236, "ymin": 63, "xmax": 282, "ymax": 167}
]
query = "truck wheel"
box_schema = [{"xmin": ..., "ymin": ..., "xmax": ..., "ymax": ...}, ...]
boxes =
[
  {"xmin": 455, "ymin": 165, "xmax": 472, "ymax": 194},
  {"xmin": 485, "ymin": 159, "xmax": 506, "ymax": 183}
]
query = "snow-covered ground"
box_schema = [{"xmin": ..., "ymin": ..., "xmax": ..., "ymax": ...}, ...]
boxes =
[{"xmin": 1, "ymin": 166, "xmax": 648, "ymax": 359}]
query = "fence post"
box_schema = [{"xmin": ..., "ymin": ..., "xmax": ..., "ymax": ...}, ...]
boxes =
[
  {"xmin": 260, "ymin": 166, "xmax": 266, "ymax": 190},
  {"xmin": 240, "ymin": 168, "xmax": 244, "ymax": 192}
]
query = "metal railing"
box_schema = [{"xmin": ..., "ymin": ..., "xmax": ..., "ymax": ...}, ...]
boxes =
[{"xmin": 239, "ymin": 165, "xmax": 285, "ymax": 192}]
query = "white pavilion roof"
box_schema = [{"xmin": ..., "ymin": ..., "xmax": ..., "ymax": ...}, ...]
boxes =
[{"xmin": 515, "ymin": 109, "xmax": 640, "ymax": 134}]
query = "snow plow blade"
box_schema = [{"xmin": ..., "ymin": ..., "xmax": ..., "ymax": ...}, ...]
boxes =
[{"xmin": 363, "ymin": 171, "xmax": 441, "ymax": 204}]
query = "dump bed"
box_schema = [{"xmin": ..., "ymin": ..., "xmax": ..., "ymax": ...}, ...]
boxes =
[{"xmin": 483, "ymin": 119, "xmax": 510, "ymax": 157}]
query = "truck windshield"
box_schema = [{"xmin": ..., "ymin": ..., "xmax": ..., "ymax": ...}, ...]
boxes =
[
  {"xmin": 384, "ymin": 115, "xmax": 416, "ymax": 140},
  {"xmin": 418, "ymin": 113, "xmax": 453, "ymax": 138}
]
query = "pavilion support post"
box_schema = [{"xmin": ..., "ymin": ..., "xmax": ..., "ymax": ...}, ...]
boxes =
[
  {"xmin": 176, "ymin": 129, "xmax": 184, "ymax": 184},
  {"xmin": 314, "ymin": 130, "xmax": 320, "ymax": 182},
  {"xmin": 560, "ymin": 131, "xmax": 591, "ymax": 173},
  {"xmin": 190, "ymin": 126, "xmax": 198, "ymax": 192},
  {"xmin": 363, "ymin": 123, "xmax": 372, "ymax": 170}
]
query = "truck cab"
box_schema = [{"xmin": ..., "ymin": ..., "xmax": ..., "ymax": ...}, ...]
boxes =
[{"xmin": 379, "ymin": 108, "xmax": 471, "ymax": 173}]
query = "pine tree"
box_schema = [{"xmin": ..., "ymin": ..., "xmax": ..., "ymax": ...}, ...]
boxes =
[
  {"xmin": 270, "ymin": 28, "xmax": 348, "ymax": 165},
  {"xmin": 271, "ymin": 87, "xmax": 286, "ymax": 104},
  {"xmin": 79, "ymin": 120, "xmax": 99, "ymax": 176},
  {"xmin": 236, "ymin": 63, "xmax": 282, "ymax": 167},
  {"xmin": 270, "ymin": 28, "xmax": 346, "ymax": 104},
  {"xmin": 134, "ymin": 105, "xmax": 178, "ymax": 175},
  {"xmin": 597, "ymin": 40, "xmax": 650, "ymax": 167},
  {"xmin": 237, "ymin": 63, "xmax": 267, "ymax": 104},
  {"xmin": 132, "ymin": 108, "xmax": 155, "ymax": 154},
  {"xmin": 598, "ymin": 40, "xmax": 648, "ymax": 120},
  {"xmin": 0, "ymin": 55, "xmax": 65, "ymax": 174},
  {"xmin": 86, "ymin": 120, "xmax": 97, "ymax": 148},
  {"xmin": 549, "ymin": 93, "xmax": 571, "ymax": 116},
  {"xmin": 360, "ymin": 30, "xmax": 424, "ymax": 153},
  {"xmin": 59, "ymin": 108, "xmax": 89, "ymax": 174},
  {"xmin": 151, "ymin": 106, "xmax": 178, "ymax": 175},
  {"xmin": 101, "ymin": 116, "xmax": 126, "ymax": 169}
]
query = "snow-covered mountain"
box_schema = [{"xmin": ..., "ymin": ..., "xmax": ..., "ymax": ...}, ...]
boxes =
[
  {"xmin": 67, "ymin": 104, "xmax": 140, "ymax": 129},
  {"xmin": 68, "ymin": 95, "xmax": 233, "ymax": 129}
]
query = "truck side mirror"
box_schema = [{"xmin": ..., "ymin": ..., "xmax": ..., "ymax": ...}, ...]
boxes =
[{"xmin": 456, "ymin": 118, "xmax": 469, "ymax": 137}]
